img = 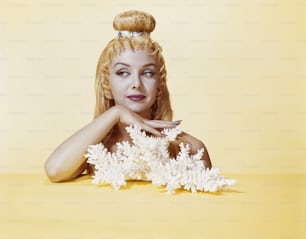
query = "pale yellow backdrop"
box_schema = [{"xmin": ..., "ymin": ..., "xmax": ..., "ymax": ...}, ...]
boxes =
[{"xmin": 0, "ymin": 0, "xmax": 305, "ymax": 174}]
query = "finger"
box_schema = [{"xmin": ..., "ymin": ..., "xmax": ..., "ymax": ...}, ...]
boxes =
[
  {"xmin": 140, "ymin": 123, "xmax": 163, "ymax": 137},
  {"xmin": 146, "ymin": 120, "xmax": 182, "ymax": 129}
]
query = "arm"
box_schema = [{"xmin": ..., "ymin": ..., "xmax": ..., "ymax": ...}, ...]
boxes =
[
  {"xmin": 45, "ymin": 105, "xmax": 179, "ymax": 182},
  {"xmin": 45, "ymin": 106, "xmax": 120, "ymax": 182}
]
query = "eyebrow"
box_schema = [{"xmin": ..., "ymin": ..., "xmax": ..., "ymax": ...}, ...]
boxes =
[
  {"xmin": 113, "ymin": 62, "xmax": 130, "ymax": 67},
  {"xmin": 112, "ymin": 62, "xmax": 157, "ymax": 68}
]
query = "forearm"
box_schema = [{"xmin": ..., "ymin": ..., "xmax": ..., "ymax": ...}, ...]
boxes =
[{"xmin": 45, "ymin": 106, "xmax": 120, "ymax": 182}]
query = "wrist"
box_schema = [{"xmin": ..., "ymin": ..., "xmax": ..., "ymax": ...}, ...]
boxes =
[{"xmin": 110, "ymin": 105, "xmax": 122, "ymax": 123}]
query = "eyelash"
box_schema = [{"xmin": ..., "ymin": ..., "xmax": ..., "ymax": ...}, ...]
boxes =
[
  {"xmin": 116, "ymin": 70, "xmax": 129, "ymax": 77},
  {"xmin": 143, "ymin": 70, "xmax": 155, "ymax": 77},
  {"xmin": 116, "ymin": 70, "xmax": 156, "ymax": 78}
]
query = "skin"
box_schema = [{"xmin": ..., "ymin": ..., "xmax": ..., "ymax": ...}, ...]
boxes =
[
  {"xmin": 45, "ymin": 49, "xmax": 211, "ymax": 183},
  {"xmin": 110, "ymin": 49, "xmax": 159, "ymax": 119}
]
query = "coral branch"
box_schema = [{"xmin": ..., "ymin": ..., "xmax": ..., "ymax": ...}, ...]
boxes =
[{"xmin": 85, "ymin": 125, "xmax": 235, "ymax": 194}]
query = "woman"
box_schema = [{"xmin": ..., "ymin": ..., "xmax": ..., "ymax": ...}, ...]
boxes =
[{"xmin": 45, "ymin": 10, "xmax": 212, "ymax": 183}]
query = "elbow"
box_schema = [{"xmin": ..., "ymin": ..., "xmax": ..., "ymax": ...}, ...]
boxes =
[{"xmin": 44, "ymin": 160, "xmax": 65, "ymax": 183}]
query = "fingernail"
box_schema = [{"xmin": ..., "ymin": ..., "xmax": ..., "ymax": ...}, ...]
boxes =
[
  {"xmin": 174, "ymin": 120, "xmax": 182, "ymax": 124},
  {"xmin": 161, "ymin": 132, "xmax": 167, "ymax": 137}
]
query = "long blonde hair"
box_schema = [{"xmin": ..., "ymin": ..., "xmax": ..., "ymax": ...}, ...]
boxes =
[{"xmin": 94, "ymin": 10, "xmax": 172, "ymax": 121}]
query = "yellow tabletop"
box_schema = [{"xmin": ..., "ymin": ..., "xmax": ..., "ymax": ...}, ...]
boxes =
[{"xmin": 0, "ymin": 173, "xmax": 305, "ymax": 239}]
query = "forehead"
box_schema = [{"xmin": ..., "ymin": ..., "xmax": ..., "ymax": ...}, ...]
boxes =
[{"xmin": 111, "ymin": 48, "xmax": 157, "ymax": 67}]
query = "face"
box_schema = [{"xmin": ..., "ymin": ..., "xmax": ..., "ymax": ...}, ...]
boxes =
[{"xmin": 109, "ymin": 49, "xmax": 160, "ymax": 118}]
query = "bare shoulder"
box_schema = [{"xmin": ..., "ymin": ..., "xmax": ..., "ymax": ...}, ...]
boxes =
[
  {"xmin": 180, "ymin": 131, "xmax": 212, "ymax": 168},
  {"xmin": 180, "ymin": 132, "xmax": 207, "ymax": 154}
]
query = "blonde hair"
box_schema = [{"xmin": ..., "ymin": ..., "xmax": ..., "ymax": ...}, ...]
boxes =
[
  {"xmin": 94, "ymin": 10, "xmax": 172, "ymax": 121},
  {"xmin": 93, "ymin": 10, "xmax": 185, "ymax": 157}
]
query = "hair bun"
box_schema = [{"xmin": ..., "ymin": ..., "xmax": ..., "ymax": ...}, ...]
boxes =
[{"xmin": 113, "ymin": 10, "xmax": 156, "ymax": 33}]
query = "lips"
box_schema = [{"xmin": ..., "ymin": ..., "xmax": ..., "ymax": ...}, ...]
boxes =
[{"xmin": 127, "ymin": 94, "xmax": 146, "ymax": 101}]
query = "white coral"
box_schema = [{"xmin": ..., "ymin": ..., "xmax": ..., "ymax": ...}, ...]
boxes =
[{"xmin": 85, "ymin": 125, "xmax": 235, "ymax": 194}]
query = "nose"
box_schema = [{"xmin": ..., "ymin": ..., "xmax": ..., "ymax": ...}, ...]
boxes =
[{"xmin": 131, "ymin": 73, "xmax": 142, "ymax": 89}]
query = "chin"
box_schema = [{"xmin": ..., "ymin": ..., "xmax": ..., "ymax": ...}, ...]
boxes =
[{"xmin": 129, "ymin": 106, "xmax": 151, "ymax": 117}]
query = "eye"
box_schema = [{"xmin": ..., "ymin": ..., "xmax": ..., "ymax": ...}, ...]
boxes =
[
  {"xmin": 116, "ymin": 69, "xmax": 130, "ymax": 77},
  {"xmin": 143, "ymin": 70, "xmax": 155, "ymax": 78}
]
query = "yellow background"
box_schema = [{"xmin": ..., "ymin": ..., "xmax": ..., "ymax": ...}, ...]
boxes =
[
  {"xmin": 0, "ymin": 0, "xmax": 305, "ymax": 174},
  {"xmin": 0, "ymin": 2, "xmax": 305, "ymax": 239}
]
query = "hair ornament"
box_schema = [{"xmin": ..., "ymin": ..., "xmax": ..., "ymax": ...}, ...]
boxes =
[{"xmin": 117, "ymin": 30, "xmax": 148, "ymax": 38}]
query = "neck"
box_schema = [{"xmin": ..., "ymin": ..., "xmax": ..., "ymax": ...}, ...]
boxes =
[{"xmin": 138, "ymin": 109, "xmax": 152, "ymax": 120}]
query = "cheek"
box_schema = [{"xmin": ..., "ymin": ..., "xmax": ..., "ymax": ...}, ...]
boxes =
[
  {"xmin": 147, "ymin": 77, "xmax": 159, "ymax": 90},
  {"xmin": 145, "ymin": 81, "xmax": 157, "ymax": 93},
  {"xmin": 109, "ymin": 78, "xmax": 123, "ymax": 93}
]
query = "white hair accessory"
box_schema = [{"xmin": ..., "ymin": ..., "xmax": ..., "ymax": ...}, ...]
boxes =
[{"xmin": 117, "ymin": 31, "xmax": 148, "ymax": 38}]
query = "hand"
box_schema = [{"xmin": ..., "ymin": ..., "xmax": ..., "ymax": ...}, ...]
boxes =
[{"xmin": 114, "ymin": 105, "xmax": 181, "ymax": 136}]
